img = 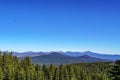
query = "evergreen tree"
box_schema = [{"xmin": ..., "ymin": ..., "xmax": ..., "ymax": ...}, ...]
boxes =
[
  {"xmin": 59, "ymin": 64, "xmax": 69, "ymax": 80},
  {"xmin": 16, "ymin": 66, "xmax": 26, "ymax": 80},
  {"xmin": 53, "ymin": 67, "xmax": 59, "ymax": 80},
  {"xmin": 68, "ymin": 66, "xmax": 76, "ymax": 80},
  {"xmin": 0, "ymin": 67, "xmax": 3, "ymax": 80},
  {"xmin": 49, "ymin": 64, "xmax": 56, "ymax": 80},
  {"xmin": 0, "ymin": 50, "xmax": 2, "ymax": 67},
  {"xmin": 59, "ymin": 64, "xmax": 65, "ymax": 80},
  {"xmin": 35, "ymin": 64, "xmax": 44, "ymax": 80},
  {"xmin": 21, "ymin": 56, "xmax": 35, "ymax": 80},
  {"xmin": 64, "ymin": 66, "xmax": 69, "ymax": 80},
  {"xmin": 108, "ymin": 60, "xmax": 120, "ymax": 80},
  {"xmin": 42, "ymin": 64, "xmax": 49, "ymax": 80}
]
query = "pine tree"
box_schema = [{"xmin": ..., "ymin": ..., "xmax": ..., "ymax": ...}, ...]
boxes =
[
  {"xmin": 42, "ymin": 64, "xmax": 49, "ymax": 80},
  {"xmin": 35, "ymin": 64, "xmax": 44, "ymax": 80},
  {"xmin": 108, "ymin": 60, "xmax": 120, "ymax": 80},
  {"xmin": 16, "ymin": 66, "xmax": 26, "ymax": 80},
  {"xmin": 0, "ymin": 67, "xmax": 3, "ymax": 80},
  {"xmin": 49, "ymin": 64, "xmax": 56, "ymax": 80},
  {"xmin": 68, "ymin": 66, "xmax": 76, "ymax": 80},
  {"xmin": 59, "ymin": 64, "xmax": 65, "ymax": 80},
  {"xmin": 2, "ymin": 52, "xmax": 9, "ymax": 80},
  {"xmin": 64, "ymin": 66, "xmax": 69, "ymax": 80},
  {"xmin": 59, "ymin": 64, "xmax": 69, "ymax": 80},
  {"xmin": 21, "ymin": 56, "xmax": 35, "ymax": 80},
  {"xmin": 53, "ymin": 67, "xmax": 59, "ymax": 80},
  {"xmin": 0, "ymin": 50, "xmax": 2, "ymax": 67}
]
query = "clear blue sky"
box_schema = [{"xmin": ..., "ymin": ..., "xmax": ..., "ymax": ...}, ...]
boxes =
[{"xmin": 0, "ymin": 0, "xmax": 120, "ymax": 54}]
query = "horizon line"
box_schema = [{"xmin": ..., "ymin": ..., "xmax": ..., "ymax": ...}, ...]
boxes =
[{"xmin": 1, "ymin": 50, "xmax": 120, "ymax": 55}]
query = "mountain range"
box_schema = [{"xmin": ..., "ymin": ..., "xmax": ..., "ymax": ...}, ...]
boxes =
[
  {"xmin": 30, "ymin": 52, "xmax": 112, "ymax": 65},
  {"xmin": 12, "ymin": 51, "xmax": 120, "ymax": 60},
  {"xmin": 8, "ymin": 51, "xmax": 120, "ymax": 65}
]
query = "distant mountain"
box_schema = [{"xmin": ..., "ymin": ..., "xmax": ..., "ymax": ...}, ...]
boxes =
[
  {"xmin": 78, "ymin": 54, "xmax": 92, "ymax": 58},
  {"xmin": 30, "ymin": 52, "xmax": 112, "ymax": 65},
  {"xmin": 12, "ymin": 51, "xmax": 47, "ymax": 57},
  {"xmin": 10, "ymin": 51, "xmax": 120, "ymax": 61},
  {"xmin": 63, "ymin": 51, "xmax": 120, "ymax": 60}
]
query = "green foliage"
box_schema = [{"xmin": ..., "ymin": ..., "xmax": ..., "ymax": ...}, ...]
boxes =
[
  {"xmin": 0, "ymin": 67, "xmax": 3, "ymax": 80},
  {"xmin": 108, "ymin": 60, "xmax": 120, "ymax": 80},
  {"xmin": 0, "ymin": 51, "xmax": 114, "ymax": 80}
]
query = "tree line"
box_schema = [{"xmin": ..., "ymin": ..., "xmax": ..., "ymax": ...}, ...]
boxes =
[{"xmin": 0, "ymin": 51, "xmax": 119, "ymax": 80}]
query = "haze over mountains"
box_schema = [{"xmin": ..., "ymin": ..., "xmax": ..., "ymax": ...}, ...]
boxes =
[
  {"xmin": 2, "ymin": 51, "xmax": 119, "ymax": 65},
  {"xmin": 30, "ymin": 52, "xmax": 112, "ymax": 65},
  {"xmin": 11, "ymin": 51, "xmax": 120, "ymax": 61}
]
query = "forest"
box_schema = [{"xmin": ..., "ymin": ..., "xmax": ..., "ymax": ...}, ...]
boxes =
[{"xmin": 0, "ymin": 51, "xmax": 119, "ymax": 80}]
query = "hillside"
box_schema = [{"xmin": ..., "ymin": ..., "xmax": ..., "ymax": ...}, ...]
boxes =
[
  {"xmin": 0, "ymin": 51, "xmax": 115, "ymax": 80},
  {"xmin": 30, "ymin": 52, "xmax": 112, "ymax": 65},
  {"xmin": 12, "ymin": 51, "xmax": 120, "ymax": 61}
]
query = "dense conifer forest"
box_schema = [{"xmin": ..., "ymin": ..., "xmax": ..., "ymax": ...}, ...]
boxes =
[{"xmin": 0, "ymin": 51, "xmax": 119, "ymax": 80}]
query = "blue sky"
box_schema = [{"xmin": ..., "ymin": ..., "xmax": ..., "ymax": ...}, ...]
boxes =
[{"xmin": 0, "ymin": 0, "xmax": 120, "ymax": 54}]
